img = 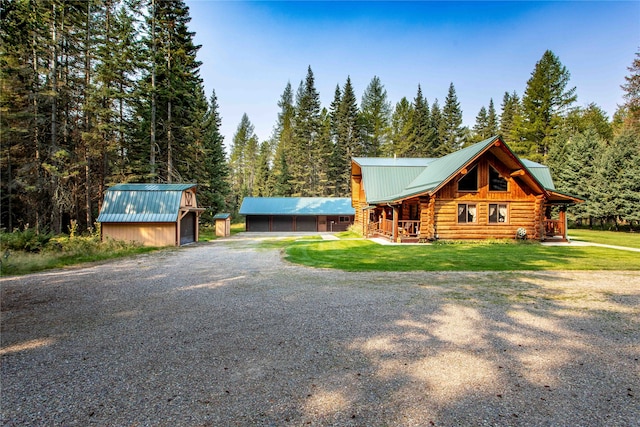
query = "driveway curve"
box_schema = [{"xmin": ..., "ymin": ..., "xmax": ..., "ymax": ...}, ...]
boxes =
[{"xmin": 1, "ymin": 234, "xmax": 639, "ymax": 426}]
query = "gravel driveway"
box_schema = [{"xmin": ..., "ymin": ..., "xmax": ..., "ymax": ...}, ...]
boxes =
[{"xmin": 1, "ymin": 234, "xmax": 639, "ymax": 426}]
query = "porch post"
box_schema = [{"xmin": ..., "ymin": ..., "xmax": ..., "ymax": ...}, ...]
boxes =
[
  {"xmin": 392, "ymin": 206, "xmax": 399, "ymax": 242},
  {"xmin": 560, "ymin": 207, "xmax": 567, "ymax": 241}
]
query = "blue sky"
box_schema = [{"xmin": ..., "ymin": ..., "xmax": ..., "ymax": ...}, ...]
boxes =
[{"xmin": 186, "ymin": 1, "xmax": 639, "ymax": 147}]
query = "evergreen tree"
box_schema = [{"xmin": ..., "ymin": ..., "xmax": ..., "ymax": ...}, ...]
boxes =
[
  {"xmin": 499, "ymin": 91, "xmax": 521, "ymax": 145},
  {"xmin": 410, "ymin": 85, "xmax": 433, "ymax": 156},
  {"xmin": 387, "ymin": 97, "xmax": 414, "ymax": 157},
  {"xmin": 229, "ymin": 113, "xmax": 257, "ymax": 211},
  {"xmin": 255, "ymin": 140, "xmax": 273, "ymax": 196},
  {"xmin": 199, "ymin": 89, "xmax": 229, "ymax": 216},
  {"xmin": 487, "ymin": 98, "xmax": 498, "ymax": 136},
  {"xmin": 430, "ymin": 99, "xmax": 443, "ymax": 146},
  {"xmin": 269, "ymin": 82, "xmax": 295, "ymax": 196},
  {"xmin": 291, "ymin": 66, "xmax": 322, "ymax": 196},
  {"xmin": 328, "ymin": 84, "xmax": 344, "ymax": 195},
  {"xmin": 563, "ymin": 103, "xmax": 613, "ymax": 142},
  {"xmin": 473, "ymin": 106, "xmax": 489, "ymax": 142},
  {"xmin": 360, "ymin": 76, "xmax": 391, "ymax": 156},
  {"xmin": 142, "ymin": 0, "xmax": 204, "ymax": 183},
  {"xmin": 516, "ymin": 50, "xmax": 577, "ymax": 162},
  {"xmin": 596, "ymin": 129, "xmax": 640, "ymax": 228},
  {"xmin": 620, "ymin": 49, "xmax": 640, "ymax": 131},
  {"xmin": 440, "ymin": 82, "xmax": 465, "ymax": 153},
  {"xmin": 332, "ymin": 76, "xmax": 360, "ymax": 196},
  {"xmin": 548, "ymin": 129, "xmax": 603, "ymax": 224}
]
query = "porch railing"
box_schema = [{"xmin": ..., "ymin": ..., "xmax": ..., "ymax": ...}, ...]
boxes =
[
  {"xmin": 369, "ymin": 219, "xmax": 420, "ymax": 239},
  {"xmin": 545, "ymin": 219, "xmax": 563, "ymax": 237}
]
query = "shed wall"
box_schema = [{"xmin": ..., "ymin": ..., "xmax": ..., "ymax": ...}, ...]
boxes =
[{"xmin": 102, "ymin": 223, "xmax": 176, "ymax": 246}]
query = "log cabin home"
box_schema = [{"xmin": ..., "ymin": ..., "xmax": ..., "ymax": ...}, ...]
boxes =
[{"xmin": 351, "ymin": 136, "xmax": 582, "ymax": 243}]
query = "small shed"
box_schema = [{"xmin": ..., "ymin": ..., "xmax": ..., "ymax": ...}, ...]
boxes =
[
  {"xmin": 97, "ymin": 183, "xmax": 204, "ymax": 246},
  {"xmin": 239, "ymin": 197, "xmax": 355, "ymax": 232},
  {"xmin": 213, "ymin": 213, "xmax": 231, "ymax": 237}
]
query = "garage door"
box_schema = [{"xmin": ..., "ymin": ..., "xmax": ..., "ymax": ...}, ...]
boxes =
[
  {"xmin": 246, "ymin": 215, "xmax": 270, "ymax": 232},
  {"xmin": 272, "ymin": 216, "xmax": 294, "ymax": 232},
  {"xmin": 180, "ymin": 212, "xmax": 196, "ymax": 245},
  {"xmin": 295, "ymin": 216, "xmax": 317, "ymax": 231}
]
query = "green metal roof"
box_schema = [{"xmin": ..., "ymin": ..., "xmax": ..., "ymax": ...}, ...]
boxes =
[
  {"xmin": 359, "ymin": 136, "xmax": 559, "ymax": 204},
  {"xmin": 239, "ymin": 197, "xmax": 355, "ymax": 216},
  {"xmin": 520, "ymin": 159, "xmax": 555, "ymax": 190},
  {"xmin": 353, "ymin": 158, "xmax": 434, "ymax": 204},
  {"xmin": 213, "ymin": 213, "xmax": 231, "ymax": 219},
  {"xmin": 97, "ymin": 183, "xmax": 197, "ymax": 223}
]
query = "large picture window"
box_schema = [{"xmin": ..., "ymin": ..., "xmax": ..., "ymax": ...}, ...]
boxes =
[
  {"xmin": 457, "ymin": 166, "xmax": 478, "ymax": 192},
  {"xmin": 489, "ymin": 166, "xmax": 508, "ymax": 191},
  {"xmin": 489, "ymin": 203, "xmax": 508, "ymax": 223},
  {"xmin": 457, "ymin": 204, "xmax": 477, "ymax": 223}
]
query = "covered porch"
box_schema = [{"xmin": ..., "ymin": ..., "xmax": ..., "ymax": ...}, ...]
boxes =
[{"xmin": 365, "ymin": 203, "xmax": 421, "ymax": 243}]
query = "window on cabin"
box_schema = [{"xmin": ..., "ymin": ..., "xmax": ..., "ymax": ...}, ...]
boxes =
[
  {"xmin": 457, "ymin": 204, "xmax": 477, "ymax": 223},
  {"xmin": 458, "ymin": 165, "xmax": 478, "ymax": 192},
  {"xmin": 489, "ymin": 166, "xmax": 508, "ymax": 191},
  {"xmin": 489, "ymin": 203, "xmax": 508, "ymax": 223},
  {"xmin": 339, "ymin": 216, "xmax": 350, "ymax": 223}
]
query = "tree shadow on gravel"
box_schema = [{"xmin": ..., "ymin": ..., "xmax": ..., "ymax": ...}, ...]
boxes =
[{"xmin": 1, "ymin": 244, "xmax": 638, "ymax": 426}]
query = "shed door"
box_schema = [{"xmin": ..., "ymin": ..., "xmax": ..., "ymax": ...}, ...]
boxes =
[
  {"xmin": 180, "ymin": 212, "xmax": 196, "ymax": 245},
  {"xmin": 295, "ymin": 216, "xmax": 317, "ymax": 231}
]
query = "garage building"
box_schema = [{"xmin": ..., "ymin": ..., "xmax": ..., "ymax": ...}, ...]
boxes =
[{"xmin": 240, "ymin": 197, "xmax": 355, "ymax": 232}]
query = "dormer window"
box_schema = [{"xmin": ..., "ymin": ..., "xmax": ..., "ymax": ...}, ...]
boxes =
[
  {"xmin": 489, "ymin": 165, "xmax": 508, "ymax": 191},
  {"xmin": 458, "ymin": 165, "xmax": 478, "ymax": 192}
]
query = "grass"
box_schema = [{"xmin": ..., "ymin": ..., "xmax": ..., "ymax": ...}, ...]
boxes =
[
  {"xmin": 569, "ymin": 229, "xmax": 640, "ymax": 249},
  {"xmin": 282, "ymin": 239, "xmax": 640, "ymax": 271},
  {"xmin": 0, "ymin": 236, "xmax": 157, "ymax": 276}
]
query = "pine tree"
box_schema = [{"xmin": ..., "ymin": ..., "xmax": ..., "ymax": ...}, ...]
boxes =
[
  {"xmin": 597, "ymin": 129, "xmax": 640, "ymax": 228},
  {"xmin": 516, "ymin": 50, "xmax": 577, "ymax": 162},
  {"xmin": 270, "ymin": 82, "xmax": 295, "ymax": 196},
  {"xmin": 620, "ymin": 49, "xmax": 640, "ymax": 132},
  {"xmin": 410, "ymin": 85, "xmax": 433, "ymax": 156},
  {"xmin": 332, "ymin": 76, "xmax": 360, "ymax": 196},
  {"xmin": 291, "ymin": 66, "xmax": 322, "ymax": 196},
  {"xmin": 473, "ymin": 106, "xmax": 489, "ymax": 142},
  {"xmin": 229, "ymin": 113, "xmax": 257, "ymax": 211},
  {"xmin": 360, "ymin": 76, "xmax": 391, "ymax": 157},
  {"xmin": 430, "ymin": 99, "xmax": 443, "ymax": 147},
  {"xmin": 440, "ymin": 82, "xmax": 465, "ymax": 153},
  {"xmin": 142, "ymin": 0, "xmax": 204, "ymax": 183},
  {"xmin": 548, "ymin": 129, "xmax": 603, "ymax": 225},
  {"xmin": 487, "ymin": 98, "xmax": 498, "ymax": 136},
  {"xmin": 199, "ymin": 89, "xmax": 229, "ymax": 216},
  {"xmin": 499, "ymin": 91, "xmax": 521, "ymax": 145},
  {"xmin": 387, "ymin": 97, "xmax": 414, "ymax": 157}
]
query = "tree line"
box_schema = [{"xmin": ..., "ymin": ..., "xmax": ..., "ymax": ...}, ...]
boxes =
[
  {"xmin": 1, "ymin": 0, "xmax": 229, "ymax": 233},
  {"xmin": 229, "ymin": 51, "xmax": 640, "ymax": 228},
  {"xmin": 2, "ymin": 1, "xmax": 638, "ymax": 234}
]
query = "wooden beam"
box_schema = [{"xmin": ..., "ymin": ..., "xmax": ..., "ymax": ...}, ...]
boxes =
[{"xmin": 510, "ymin": 169, "xmax": 525, "ymax": 177}]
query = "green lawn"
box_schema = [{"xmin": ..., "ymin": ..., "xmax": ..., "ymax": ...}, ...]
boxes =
[
  {"xmin": 283, "ymin": 239, "xmax": 640, "ymax": 271},
  {"xmin": 569, "ymin": 229, "xmax": 640, "ymax": 249}
]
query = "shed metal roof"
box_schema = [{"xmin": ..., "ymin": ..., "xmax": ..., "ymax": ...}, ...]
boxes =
[
  {"xmin": 239, "ymin": 197, "xmax": 355, "ymax": 216},
  {"xmin": 97, "ymin": 183, "xmax": 197, "ymax": 223}
]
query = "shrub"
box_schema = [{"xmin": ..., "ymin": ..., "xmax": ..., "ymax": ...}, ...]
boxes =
[{"xmin": 0, "ymin": 228, "xmax": 54, "ymax": 253}]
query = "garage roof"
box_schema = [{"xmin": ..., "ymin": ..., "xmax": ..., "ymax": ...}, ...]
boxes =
[{"xmin": 239, "ymin": 197, "xmax": 355, "ymax": 216}]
